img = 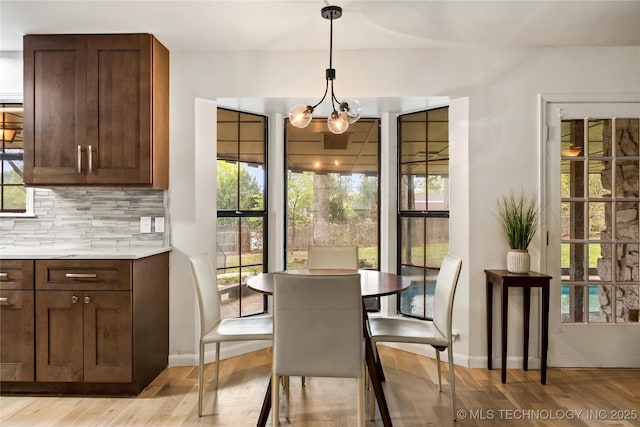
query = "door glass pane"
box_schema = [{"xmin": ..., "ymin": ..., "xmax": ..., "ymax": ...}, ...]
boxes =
[
  {"xmin": 562, "ymin": 243, "xmax": 586, "ymax": 281},
  {"xmin": 588, "ymin": 202, "xmax": 607, "ymax": 240},
  {"xmin": 589, "ymin": 243, "xmax": 611, "ymax": 280},
  {"xmin": 589, "ymin": 284, "xmax": 611, "ymax": 323},
  {"xmin": 561, "ymin": 119, "xmax": 584, "ymax": 158},
  {"xmin": 616, "ymin": 285, "xmax": 639, "ymax": 323},
  {"xmin": 616, "ymin": 118, "xmax": 639, "ymax": 156},
  {"xmin": 616, "ymin": 160, "xmax": 639, "ymax": 197},
  {"xmin": 561, "ymin": 284, "xmax": 585, "ymax": 323},
  {"xmin": 588, "ymin": 159, "xmax": 610, "ymax": 198},
  {"xmin": 616, "ymin": 202, "xmax": 639, "ymax": 240},
  {"xmin": 588, "ymin": 119, "xmax": 607, "ymax": 156},
  {"xmin": 561, "ymin": 160, "xmax": 585, "ymax": 198}
]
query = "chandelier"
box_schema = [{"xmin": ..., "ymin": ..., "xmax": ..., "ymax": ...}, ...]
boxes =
[{"xmin": 288, "ymin": 5, "xmax": 361, "ymax": 134}]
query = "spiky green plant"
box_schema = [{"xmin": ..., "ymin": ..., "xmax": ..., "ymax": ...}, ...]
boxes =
[{"xmin": 497, "ymin": 191, "xmax": 539, "ymax": 250}]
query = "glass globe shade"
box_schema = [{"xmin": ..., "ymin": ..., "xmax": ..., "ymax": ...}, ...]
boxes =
[
  {"xmin": 289, "ymin": 104, "xmax": 313, "ymax": 128},
  {"xmin": 340, "ymin": 98, "xmax": 362, "ymax": 124},
  {"xmin": 327, "ymin": 111, "xmax": 349, "ymax": 134}
]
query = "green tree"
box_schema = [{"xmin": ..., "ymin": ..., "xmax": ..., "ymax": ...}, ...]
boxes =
[
  {"xmin": 287, "ymin": 171, "xmax": 314, "ymax": 251},
  {"xmin": 216, "ymin": 161, "xmax": 263, "ymax": 211},
  {"xmin": 352, "ymin": 175, "xmax": 378, "ymax": 220}
]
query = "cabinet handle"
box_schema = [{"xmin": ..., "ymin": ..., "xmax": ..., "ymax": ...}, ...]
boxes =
[
  {"xmin": 84, "ymin": 296, "xmax": 91, "ymax": 304},
  {"xmin": 71, "ymin": 295, "xmax": 79, "ymax": 303},
  {"xmin": 77, "ymin": 145, "xmax": 82, "ymax": 173},
  {"xmin": 65, "ymin": 273, "xmax": 97, "ymax": 279},
  {"xmin": 0, "ymin": 297, "xmax": 8, "ymax": 303},
  {"xmin": 88, "ymin": 145, "xmax": 93, "ymax": 173},
  {"xmin": 0, "ymin": 272, "xmax": 7, "ymax": 278}
]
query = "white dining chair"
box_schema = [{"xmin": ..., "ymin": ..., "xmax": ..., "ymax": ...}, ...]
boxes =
[
  {"xmin": 367, "ymin": 254, "xmax": 462, "ymax": 421},
  {"xmin": 271, "ymin": 272, "xmax": 365, "ymax": 427},
  {"xmin": 298, "ymin": 244, "xmax": 360, "ymax": 387},
  {"xmin": 307, "ymin": 244, "xmax": 359, "ymax": 270},
  {"xmin": 189, "ymin": 253, "xmax": 273, "ymax": 417}
]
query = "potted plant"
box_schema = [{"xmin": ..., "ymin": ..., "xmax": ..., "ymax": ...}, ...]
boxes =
[{"xmin": 497, "ymin": 191, "xmax": 539, "ymax": 273}]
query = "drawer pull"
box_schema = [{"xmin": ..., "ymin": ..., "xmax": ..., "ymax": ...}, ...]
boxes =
[
  {"xmin": 0, "ymin": 297, "xmax": 8, "ymax": 303},
  {"xmin": 84, "ymin": 296, "xmax": 91, "ymax": 304},
  {"xmin": 77, "ymin": 145, "xmax": 82, "ymax": 173},
  {"xmin": 88, "ymin": 145, "xmax": 93, "ymax": 173},
  {"xmin": 65, "ymin": 273, "xmax": 98, "ymax": 279},
  {"xmin": 0, "ymin": 272, "xmax": 7, "ymax": 278},
  {"xmin": 71, "ymin": 295, "xmax": 79, "ymax": 303}
]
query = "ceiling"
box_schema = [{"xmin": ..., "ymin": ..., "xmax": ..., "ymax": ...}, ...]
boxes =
[{"xmin": 1, "ymin": 1, "xmax": 639, "ymax": 52}]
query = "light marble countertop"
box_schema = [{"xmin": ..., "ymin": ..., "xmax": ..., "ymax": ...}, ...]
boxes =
[{"xmin": 0, "ymin": 246, "xmax": 172, "ymax": 260}]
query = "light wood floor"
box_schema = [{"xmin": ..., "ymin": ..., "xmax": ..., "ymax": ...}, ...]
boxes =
[{"xmin": 1, "ymin": 346, "xmax": 639, "ymax": 426}]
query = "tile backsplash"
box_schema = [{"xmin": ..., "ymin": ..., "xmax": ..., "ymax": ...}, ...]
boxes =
[{"xmin": 0, "ymin": 188, "xmax": 168, "ymax": 248}]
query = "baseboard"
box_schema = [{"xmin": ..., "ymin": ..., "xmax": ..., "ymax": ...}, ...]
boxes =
[{"xmin": 169, "ymin": 341, "xmax": 272, "ymax": 366}]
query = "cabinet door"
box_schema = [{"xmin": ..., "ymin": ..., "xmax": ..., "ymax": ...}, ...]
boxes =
[
  {"xmin": 83, "ymin": 291, "xmax": 132, "ymax": 383},
  {"xmin": 35, "ymin": 291, "xmax": 84, "ymax": 382},
  {"xmin": 0, "ymin": 290, "xmax": 34, "ymax": 381},
  {"xmin": 23, "ymin": 35, "xmax": 87, "ymax": 185},
  {"xmin": 86, "ymin": 34, "xmax": 152, "ymax": 185}
]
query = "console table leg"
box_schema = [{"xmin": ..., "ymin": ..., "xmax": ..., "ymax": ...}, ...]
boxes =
[
  {"xmin": 501, "ymin": 284, "xmax": 508, "ymax": 384},
  {"xmin": 541, "ymin": 284, "xmax": 550, "ymax": 385},
  {"xmin": 486, "ymin": 279, "xmax": 493, "ymax": 370},
  {"xmin": 523, "ymin": 287, "xmax": 531, "ymax": 371}
]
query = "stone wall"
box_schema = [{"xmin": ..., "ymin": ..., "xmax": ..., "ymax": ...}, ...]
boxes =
[{"xmin": 0, "ymin": 188, "xmax": 167, "ymax": 249}]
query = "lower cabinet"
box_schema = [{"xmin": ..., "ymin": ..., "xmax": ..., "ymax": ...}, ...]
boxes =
[
  {"xmin": 0, "ymin": 290, "xmax": 35, "ymax": 381},
  {"xmin": 35, "ymin": 290, "xmax": 132, "ymax": 383},
  {"xmin": 0, "ymin": 252, "xmax": 169, "ymax": 395},
  {"xmin": 0, "ymin": 260, "xmax": 35, "ymax": 382}
]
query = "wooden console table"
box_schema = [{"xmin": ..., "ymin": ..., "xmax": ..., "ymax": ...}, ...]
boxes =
[{"xmin": 485, "ymin": 269, "xmax": 551, "ymax": 384}]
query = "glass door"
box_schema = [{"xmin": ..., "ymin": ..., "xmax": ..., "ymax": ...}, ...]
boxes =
[{"xmin": 546, "ymin": 101, "xmax": 640, "ymax": 367}]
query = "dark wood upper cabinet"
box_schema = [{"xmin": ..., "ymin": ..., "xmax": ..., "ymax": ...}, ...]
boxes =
[{"xmin": 23, "ymin": 34, "xmax": 169, "ymax": 189}]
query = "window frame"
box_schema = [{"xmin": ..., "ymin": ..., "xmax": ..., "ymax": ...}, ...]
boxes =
[
  {"xmin": 0, "ymin": 97, "xmax": 33, "ymax": 217},
  {"xmin": 396, "ymin": 106, "xmax": 450, "ymax": 320},
  {"xmin": 283, "ymin": 116, "xmax": 382, "ymax": 310},
  {"xmin": 216, "ymin": 107, "xmax": 269, "ymax": 318}
]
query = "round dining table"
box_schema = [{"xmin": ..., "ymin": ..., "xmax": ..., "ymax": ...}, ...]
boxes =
[
  {"xmin": 247, "ymin": 268, "xmax": 410, "ymax": 297},
  {"xmin": 247, "ymin": 268, "xmax": 410, "ymax": 427}
]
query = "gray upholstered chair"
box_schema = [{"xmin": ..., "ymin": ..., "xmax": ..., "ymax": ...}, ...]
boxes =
[
  {"xmin": 271, "ymin": 273, "xmax": 365, "ymax": 426},
  {"xmin": 368, "ymin": 254, "xmax": 462, "ymax": 421},
  {"xmin": 189, "ymin": 253, "xmax": 273, "ymax": 417},
  {"xmin": 307, "ymin": 244, "xmax": 359, "ymax": 270}
]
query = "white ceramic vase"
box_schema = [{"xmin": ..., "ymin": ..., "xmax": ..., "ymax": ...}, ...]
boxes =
[{"xmin": 507, "ymin": 249, "xmax": 530, "ymax": 274}]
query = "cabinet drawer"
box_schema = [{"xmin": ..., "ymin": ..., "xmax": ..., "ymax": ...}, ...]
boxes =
[
  {"xmin": 36, "ymin": 260, "xmax": 131, "ymax": 291},
  {"xmin": 0, "ymin": 260, "xmax": 34, "ymax": 290}
]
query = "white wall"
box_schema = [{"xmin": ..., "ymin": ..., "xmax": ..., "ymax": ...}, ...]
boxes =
[
  {"xmin": 169, "ymin": 46, "xmax": 640, "ymax": 367},
  {"xmin": 3, "ymin": 45, "xmax": 639, "ymax": 367}
]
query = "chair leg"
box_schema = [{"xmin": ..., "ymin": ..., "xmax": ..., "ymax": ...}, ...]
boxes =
[
  {"xmin": 198, "ymin": 340, "xmax": 204, "ymax": 417},
  {"xmin": 284, "ymin": 376, "xmax": 290, "ymax": 419},
  {"xmin": 272, "ymin": 374, "xmax": 280, "ymax": 426},
  {"xmin": 214, "ymin": 342, "xmax": 221, "ymax": 389},
  {"xmin": 367, "ymin": 365, "xmax": 375, "ymax": 421},
  {"xmin": 357, "ymin": 376, "xmax": 366, "ymax": 427},
  {"xmin": 447, "ymin": 347, "xmax": 457, "ymax": 421},
  {"xmin": 435, "ymin": 348, "xmax": 442, "ymax": 392}
]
